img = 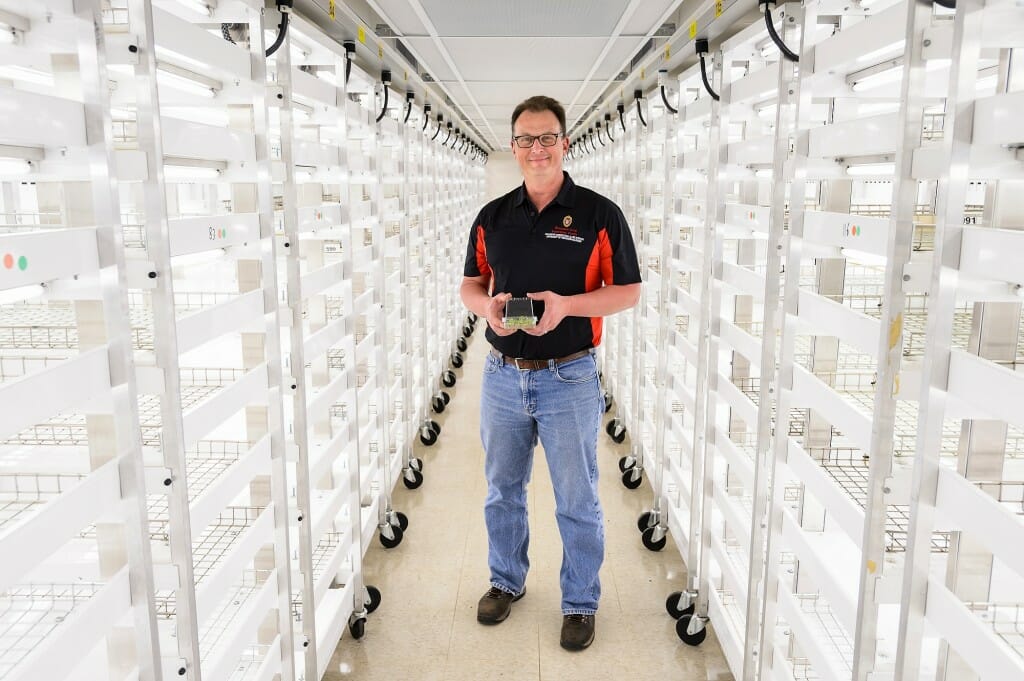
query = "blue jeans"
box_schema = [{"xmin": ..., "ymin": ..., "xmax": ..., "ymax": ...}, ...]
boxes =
[{"xmin": 480, "ymin": 349, "xmax": 604, "ymax": 615}]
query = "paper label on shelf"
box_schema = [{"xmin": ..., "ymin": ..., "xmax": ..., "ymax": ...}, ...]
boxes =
[
  {"xmin": 329, "ymin": 0, "xmax": 335, "ymax": 20},
  {"xmin": 716, "ymin": 0, "xmax": 723, "ymax": 17},
  {"xmin": 689, "ymin": 22, "xmax": 697, "ymax": 39},
  {"xmin": 358, "ymin": 26, "xmax": 366, "ymax": 44}
]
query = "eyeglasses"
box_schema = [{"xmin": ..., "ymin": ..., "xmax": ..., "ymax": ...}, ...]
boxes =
[{"xmin": 512, "ymin": 132, "xmax": 564, "ymax": 148}]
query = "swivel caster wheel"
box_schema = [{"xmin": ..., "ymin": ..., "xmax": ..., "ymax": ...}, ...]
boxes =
[
  {"xmin": 605, "ymin": 419, "xmax": 621, "ymax": 436},
  {"xmin": 365, "ymin": 585, "xmax": 382, "ymax": 614},
  {"xmin": 419, "ymin": 428, "xmax": 438, "ymax": 446},
  {"xmin": 637, "ymin": 511, "xmax": 657, "ymax": 532},
  {"xmin": 428, "ymin": 420, "xmax": 441, "ymax": 435},
  {"xmin": 642, "ymin": 525, "xmax": 667, "ymax": 552},
  {"xmin": 456, "ymin": 337, "xmax": 468, "ymax": 352},
  {"xmin": 665, "ymin": 592, "xmax": 694, "ymax": 620},
  {"xmin": 389, "ymin": 511, "xmax": 409, "ymax": 531},
  {"xmin": 451, "ymin": 353, "xmax": 464, "ymax": 368},
  {"xmin": 463, "ymin": 324, "xmax": 473, "ymax": 336},
  {"xmin": 603, "ymin": 393, "xmax": 613, "ymax": 413},
  {"xmin": 618, "ymin": 455, "xmax": 636, "ymax": 473},
  {"xmin": 409, "ymin": 457, "xmax": 423, "ymax": 472},
  {"xmin": 431, "ymin": 396, "xmax": 446, "ymax": 414},
  {"xmin": 403, "ymin": 468, "xmax": 424, "ymax": 489},
  {"xmin": 380, "ymin": 524, "xmax": 404, "ymax": 549},
  {"xmin": 610, "ymin": 425, "xmax": 627, "ymax": 444},
  {"xmin": 348, "ymin": 616, "xmax": 366, "ymax": 639},
  {"xmin": 621, "ymin": 468, "xmax": 643, "ymax": 490},
  {"xmin": 468, "ymin": 312, "xmax": 478, "ymax": 323},
  {"xmin": 442, "ymin": 370, "xmax": 456, "ymax": 387},
  {"xmin": 441, "ymin": 391, "xmax": 450, "ymax": 405},
  {"xmin": 675, "ymin": 614, "xmax": 708, "ymax": 646}
]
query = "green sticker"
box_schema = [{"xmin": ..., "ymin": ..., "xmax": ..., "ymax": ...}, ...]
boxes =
[{"xmin": 17, "ymin": 256, "xmax": 27, "ymax": 271}]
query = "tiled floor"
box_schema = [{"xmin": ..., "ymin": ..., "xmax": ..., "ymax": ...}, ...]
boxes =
[{"xmin": 326, "ymin": 327, "xmax": 732, "ymax": 681}]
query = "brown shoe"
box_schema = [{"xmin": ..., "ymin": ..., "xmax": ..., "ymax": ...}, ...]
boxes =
[
  {"xmin": 560, "ymin": 614, "xmax": 595, "ymax": 650},
  {"xmin": 476, "ymin": 586, "xmax": 525, "ymax": 624}
]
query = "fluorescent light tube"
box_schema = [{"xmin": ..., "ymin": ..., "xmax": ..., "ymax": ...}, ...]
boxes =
[
  {"xmin": 846, "ymin": 162, "xmax": 895, "ymax": 176},
  {"xmin": 164, "ymin": 164, "xmax": 222, "ymax": 180},
  {"xmin": 156, "ymin": 65, "xmax": 220, "ymax": 98},
  {"xmin": 0, "ymin": 158, "xmax": 31, "ymax": 175},
  {"xmin": 0, "ymin": 65, "xmax": 53, "ymax": 87}
]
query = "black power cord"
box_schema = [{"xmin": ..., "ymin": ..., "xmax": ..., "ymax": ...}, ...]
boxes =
[
  {"xmin": 422, "ymin": 103, "xmax": 431, "ymax": 131},
  {"xmin": 403, "ymin": 92, "xmax": 414, "ymax": 124},
  {"xmin": 634, "ymin": 89, "xmax": 647, "ymax": 127},
  {"xmin": 659, "ymin": 69, "xmax": 678, "ymax": 114},
  {"xmin": 617, "ymin": 103, "xmax": 626, "ymax": 132},
  {"xmin": 761, "ymin": 0, "xmax": 799, "ymax": 62},
  {"xmin": 375, "ymin": 70, "xmax": 390, "ymax": 123},
  {"xmin": 431, "ymin": 114, "xmax": 443, "ymax": 141},
  {"xmin": 266, "ymin": 1, "xmax": 293, "ymax": 57},
  {"xmin": 596, "ymin": 122, "xmax": 606, "ymax": 146},
  {"xmin": 343, "ymin": 41, "xmax": 355, "ymax": 85},
  {"xmin": 442, "ymin": 122, "xmax": 452, "ymax": 146},
  {"xmin": 695, "ymin": 38, "xmax": 720, "ymax": 102},
  {"xmin": 605, "ymin": 113, "xmax": 615, "ymax": 143}
]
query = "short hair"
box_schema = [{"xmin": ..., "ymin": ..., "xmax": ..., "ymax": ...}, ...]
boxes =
[{"xmin": 511, "ymin": 96, "xmax": 566, "ymax": 136}]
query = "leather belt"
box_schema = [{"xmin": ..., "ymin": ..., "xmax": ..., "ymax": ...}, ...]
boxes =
[{"xmin": 491, "ymin": 348, "xmax": 591, "ymax": 371}]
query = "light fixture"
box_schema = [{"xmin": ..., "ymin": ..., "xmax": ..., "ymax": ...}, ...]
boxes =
[
  {"xmin": 0, "ymin": 284, "xmax": 45, "ymax": 304},
  {"xmin": 0, "ymin": 65, "xmax": 54, "ymax": 87},
  {"xmin": 0, "ymin": 158, "xmax": 31, "ymax": 175},
  {"xmin": 0, "ymin": 9, "xmax": 29, "ymax": 45},
  {"xmin": 163, "ymin": 157, "xmax": 226, "ymax": 181},
  {"xmin": 755, "ymin": 168, "xmax": 773, "ymax": 179},
  {"xmin": 856, "ymin": 41, "xmax": 905, "ymax": 65},
  {"xmin": 847, "ymin": 61, "xmax": 902, "ymax": 92},
  {"xmin": 0, "ymin": 144, "xmax": 42, "ymax": 176},
  {"xmin": 755, "ymin": 102, "xmax": 777, "ymax": 121},
  {"xmin": 156, "ymin": 63, "xmax": 221, "ymax": 98},
  {"xmin": 846, "ymin": 162, "xmax": 895, "ymax": 176},
  {"xmin": 155, "ymin": 46, "xmax": 212, "ymax": 73}
]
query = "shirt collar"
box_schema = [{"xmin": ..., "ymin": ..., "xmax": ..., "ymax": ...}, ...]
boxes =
[{"xmin": 513, "ymin": 171, "xmax": 577, "ymax": 209}]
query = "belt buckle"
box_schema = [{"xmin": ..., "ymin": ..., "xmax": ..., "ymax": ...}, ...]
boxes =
[{"xmin": 513, "ymin": 357, "xmax": 524, "ymax": 370}]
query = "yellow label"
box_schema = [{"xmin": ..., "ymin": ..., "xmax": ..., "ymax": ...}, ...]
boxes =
[
  {"xmin": 689, "ymin": 21, "xmax": 698, "ymax": 39},
  {"xmin": 403, "ymin": 70, "xmax": 408, "ymax": 81},
  {"xmin": 378, "ymin": 43, "xmax": 383, "ymax": 59},
  {"xmin": 715, "ymin": 0, "xmax": 723, "ymax": 17},
  {"xmin": 664, "ymin": 46, "xmax": 670, "ymax": 61},
  {"xmin": 866, "ymin": 559, "xmax": 877, "ymax": 574},
  {"xmin": 888, "ymin": 313, "xmax": 903, "ymax": 349},
  {"xmin": 357, "ymin": 26, "xmax": 366, "ymax": 44},
  {"xmin": 640, "ymin": 68, "xmax": 645, "ymax": 80},
  {"xmin": 893, "ymin": 374, "xmax": 900, "ymax": 396},
  {"xmin": 328, "ymin": 0, "xmax": 336, "ymax": 20}
]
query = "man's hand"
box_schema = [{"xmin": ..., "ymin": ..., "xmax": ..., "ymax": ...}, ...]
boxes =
[
  {"xmin": 485, "ymin": 292, "xmax": 518, "ymax": 336},
  {"xmin": 523, "ymin": 291, "xmax": 572, "ymax": 337}
]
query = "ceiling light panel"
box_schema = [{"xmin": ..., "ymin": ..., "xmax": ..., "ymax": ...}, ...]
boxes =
[
  {"xmin": 442, "ymin": 38, "xmax": 608, "ymax": 81},
  {"xmin": 418, "ymin": 0, "xmax": 623, "ymax": 37}
]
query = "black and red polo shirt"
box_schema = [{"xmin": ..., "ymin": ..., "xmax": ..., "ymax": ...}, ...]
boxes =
[{"xmin": 463, "ymin": 171, "xmax": 641, "ymax": 360}]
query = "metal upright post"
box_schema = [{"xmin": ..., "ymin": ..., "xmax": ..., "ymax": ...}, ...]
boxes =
[
  {"xmin": 77, "ymin": 1, "xmax": 161, "ymax": 676},
  {"xmin": 124, "ymin": 1, "xmax": 201, "ymax": 675},
  {"xmin": 851, "ymin": 1, "xmax": 936, "ymax": 677},
  {"xmin": 741, "ymin": 5, "xmax": 802, "ymax": 678},
  {"xmin": 274, "ymin": 23, "xmax": 318, "ymax": 680},
  {"xmin": 686, "ymin": 46, "xmax": 726, "ymax": 637}
]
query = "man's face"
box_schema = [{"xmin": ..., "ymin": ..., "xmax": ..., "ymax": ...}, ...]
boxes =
[{"xmin": 511, "ymin": 109, "xmax": 568, "ymax": 182}]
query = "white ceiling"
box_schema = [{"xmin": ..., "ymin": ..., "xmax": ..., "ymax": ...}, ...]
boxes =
[{"xmin": 362, "ymin": 0, "xmax": 686, "ymax": 151}]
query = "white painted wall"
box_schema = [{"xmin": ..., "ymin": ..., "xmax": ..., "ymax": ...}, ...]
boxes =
[{"xmin": 484, "ymin": 154, "xmax": 522, "ymax": 202}]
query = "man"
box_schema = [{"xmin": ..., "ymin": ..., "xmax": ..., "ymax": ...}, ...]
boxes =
[{"xmin": 459, "ymin": 95, "xmax": 641, "ymax": 651}]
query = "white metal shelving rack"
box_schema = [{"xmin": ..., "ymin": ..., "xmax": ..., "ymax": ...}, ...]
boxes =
[
  {"xmin": 0, "ymin": 1, "xmax": 485, "ymax": 680},
  {"xmin": 570, "ymin": 1, "xmax": 1023, "ymax": 680},
  {"xmin": 0, "ymin": 2, "xmax": 162, "ymax": 679}
]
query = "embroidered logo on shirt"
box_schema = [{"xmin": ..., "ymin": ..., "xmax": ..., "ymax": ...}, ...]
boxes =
[{"xmin": 545, "ymin": 216, "xmax": 583, "ymax": 243}]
